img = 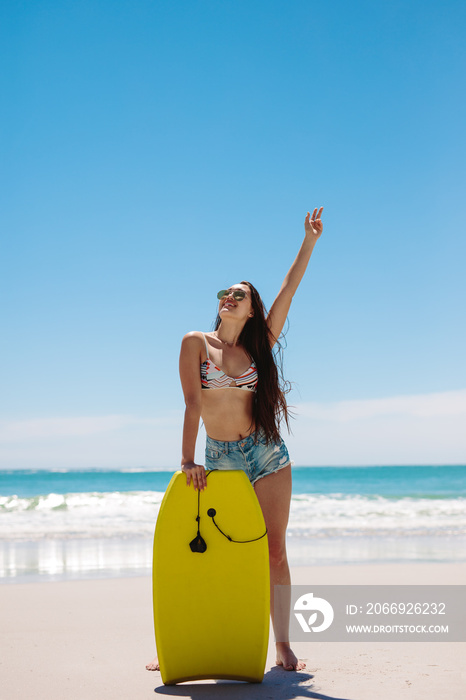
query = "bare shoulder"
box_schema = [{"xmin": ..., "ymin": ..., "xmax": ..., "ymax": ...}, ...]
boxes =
[
  {"xmin": 181, "ymin": 330, "xmax": 205, "ymax": 344},
  {"xmin": 180, "ymin": 331, "xmax": 206, "ymax": 355}
]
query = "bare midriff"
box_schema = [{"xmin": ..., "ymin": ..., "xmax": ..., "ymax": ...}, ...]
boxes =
[{"xmin": 201, "ymin": 388, "xmax": 255, "ymax": 442}]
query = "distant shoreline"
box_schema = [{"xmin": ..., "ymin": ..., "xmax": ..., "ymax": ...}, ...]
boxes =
[{"xmin": 1, "ymin": 464, "xmax": 466, "ymax": 472}]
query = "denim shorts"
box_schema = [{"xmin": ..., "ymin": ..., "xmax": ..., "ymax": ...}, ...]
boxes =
[{"xmin": 205, "ymin": 431, "xmax": 291, "ymax": 485}]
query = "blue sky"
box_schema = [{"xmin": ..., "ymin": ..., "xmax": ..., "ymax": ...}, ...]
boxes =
[{"xmin": 1, "ymin": 0, "xmax": 465, "ymax": 468}]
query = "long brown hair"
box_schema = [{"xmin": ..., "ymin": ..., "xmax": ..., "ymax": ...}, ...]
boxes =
[{"xmin": 214, "ymin": 281, "xmax": 290, "ymax": 443}]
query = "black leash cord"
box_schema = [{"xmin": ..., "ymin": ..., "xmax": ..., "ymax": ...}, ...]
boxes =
[
  {"xmin": 207, "ymin": 507, "xmax": 267, "ymax": 543},
  {"xmin": 189, "ymin": 469, "xmax": 267, "ymax": 552},
  {"xmin": 205, "ymin": 469, "xmax": 267, "ymax": 544},
  {"xmin": 189, "ymin": 486, "xmax": 207, "ymax": 552}
]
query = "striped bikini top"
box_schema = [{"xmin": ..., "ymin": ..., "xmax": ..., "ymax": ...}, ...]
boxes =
[{"xmin": 200, "ymin": 334, "xmax": 258, "ymax": 392}]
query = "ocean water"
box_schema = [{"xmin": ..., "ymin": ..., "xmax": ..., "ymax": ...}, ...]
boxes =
[{"xmin": 1, "ymin": 466, "xmax": 465, "ymax": 582}]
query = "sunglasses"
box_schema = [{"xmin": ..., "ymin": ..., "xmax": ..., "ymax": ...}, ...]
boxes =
[{"xmin": 217, "ymin": 289, "xmax": 247, "ymax": 301}]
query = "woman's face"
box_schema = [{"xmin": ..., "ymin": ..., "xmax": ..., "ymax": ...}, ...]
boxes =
[{"xmin": 218, "ymin": 283, "xmax": 254, "ymax": 323}]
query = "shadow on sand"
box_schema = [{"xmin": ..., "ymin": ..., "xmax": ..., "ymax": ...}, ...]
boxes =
[{"xmin": 154, "ymin": 665, "xmax": 354, "ymax": 700}]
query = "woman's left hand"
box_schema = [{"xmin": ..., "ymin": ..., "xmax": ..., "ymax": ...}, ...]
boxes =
[{"xmin": 305, "ymin": 207, "xmax": 324, "ymax": 240}]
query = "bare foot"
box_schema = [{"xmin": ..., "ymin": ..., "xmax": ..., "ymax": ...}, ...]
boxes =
[
  {"xmin": 145, "ymin": 656, "xmax": 160, "ymax": 671},
  {"xmin": 276, "ymin": 642, "xmax": 306, "ymax": 671}
]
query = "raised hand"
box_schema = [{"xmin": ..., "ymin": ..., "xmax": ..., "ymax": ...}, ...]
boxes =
[{"xmin": 304, "ymin": 207, "xmax": 324, "ymax": 240}]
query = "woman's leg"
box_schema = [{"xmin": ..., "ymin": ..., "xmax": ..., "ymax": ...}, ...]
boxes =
[{"xmin": 254, "ymin": 464, "xmax": 305, "ymax": 671}]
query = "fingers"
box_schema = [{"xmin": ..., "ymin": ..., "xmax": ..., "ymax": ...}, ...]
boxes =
[
  {"xmin": 305, "ymin": 207, "xmax": 324, "ymax": 238},
  {"xmin": 182, "ymin": 464, "xmax": 206, "ymax": 490},
  {"xmin": 310, "ymin": 206, "xmax": 324, "ymax": 221},
  {"xmin": 193, "ymin": 467, "xmax": 206, "ymax": 491}
]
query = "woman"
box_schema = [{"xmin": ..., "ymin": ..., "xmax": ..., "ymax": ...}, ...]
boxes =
[{"xmin": 147, "ymin": 207, "xmax": 323, "ymax": 673}]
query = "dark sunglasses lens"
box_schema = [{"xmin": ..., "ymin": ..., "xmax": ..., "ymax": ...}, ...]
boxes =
[{"xmin": 217, "ymin": 289, "xmax": 247, "ymax": 301}]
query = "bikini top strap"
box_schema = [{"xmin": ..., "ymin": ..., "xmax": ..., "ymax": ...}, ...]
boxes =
[{"xmin": 202, "ymin": 333, "xmax": 210, "ymax": 360}]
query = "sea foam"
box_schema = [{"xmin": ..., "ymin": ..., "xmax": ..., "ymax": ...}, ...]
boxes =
[{"xmin": 1, "ymin": 490, "xmax": 465, "ymax": 541}]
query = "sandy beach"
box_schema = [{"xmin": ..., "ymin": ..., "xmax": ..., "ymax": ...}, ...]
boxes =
[{"xmin": 2, "ymin": 562, "xmax": 465, "ymax": 700}]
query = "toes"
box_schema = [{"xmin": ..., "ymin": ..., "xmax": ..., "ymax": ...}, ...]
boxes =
[{"xmin": 276, "ymin": 656, "xmax": 306, "ymax": 672}]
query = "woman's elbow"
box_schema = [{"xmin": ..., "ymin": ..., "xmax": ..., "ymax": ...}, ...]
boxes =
[{"xmin": 184, "ymin": 397, "xmax": 202, "ymax": 414}]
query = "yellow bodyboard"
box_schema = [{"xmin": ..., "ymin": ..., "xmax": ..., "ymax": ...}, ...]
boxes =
[{"xmin": 152, "ymin": 470, "xmax": 270, "ymax": 684}]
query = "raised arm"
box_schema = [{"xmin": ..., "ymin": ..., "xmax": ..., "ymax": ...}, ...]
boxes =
[{"xmin": 267, "ymin": 207, "xmax": 323, "ymax": 344}]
